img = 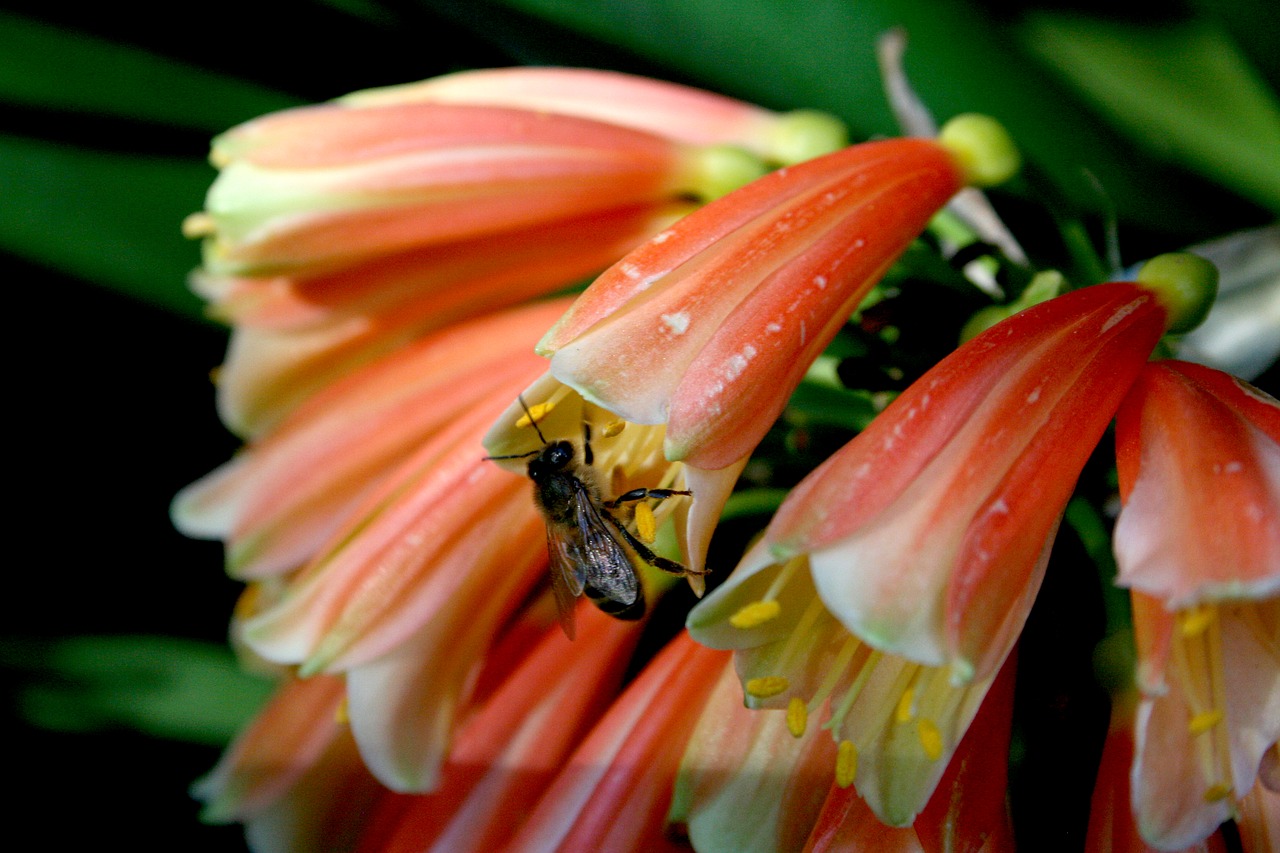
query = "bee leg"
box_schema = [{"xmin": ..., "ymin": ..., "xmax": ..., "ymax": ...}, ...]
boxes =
[
  {"xmin": 582, "ymin": 422, "xmax": 593, "ymax": 466},
  {"xmin": 603, "ymin": 512, "xmax": 707, "ymax": 577},
  {"xmin": 604, "ymin": 487, "xmax": 692, "ymax": 508}
]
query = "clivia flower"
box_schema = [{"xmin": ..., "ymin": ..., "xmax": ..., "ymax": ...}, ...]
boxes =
[
  {"xmin": 177, "ymin": 300, "xmax": 569, "ymax": 792},
  {"xmin": 687, "ymin": 257, "xmax": 1218, "ymax": 825},
  {"xmin": 1111, "ymin": 359, "xmax": 1279, "ymax": 850},
  {"xmin": 354, "ymin": 603, "xmax": 644, "ymax": 853},
  {"xmin": 495, "ymin": 113, "xmax": 1022, "ymax": 575},
  {"xmin": 185, "ymin": 67, "xmax": 846, "ymax": 435}
]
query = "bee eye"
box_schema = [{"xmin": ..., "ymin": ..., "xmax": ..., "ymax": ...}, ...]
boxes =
[{"xmin": 546, "ymin": 441, "xmax": 575, "ymax": 468}]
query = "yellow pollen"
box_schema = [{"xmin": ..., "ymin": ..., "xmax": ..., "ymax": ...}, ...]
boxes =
[
  {"xmin": 515, "ymin": 401, "xmax": 555, "ymax": 429},
  {"xmin": 896, "ymin": 687, "xmax": 915, "ymax": 724},
  {"xmin": 835, "ymin": 740, "xmax": 858, "ymax": 788},
  {"xmin": 1202, "ymin": 782, "xmax": 1233, "ymax": 803},
  {"xmin": 745, "ymin": 676, "xmax": 790, "ymax": 698},
  {"xmin": 181, "ymin": 212, "xmax": 216, "ymax": 239},
  {"xmin": 335, "ymin": 696, "xmax": 349, "ymax": 725},
  {"xmin": 729, "ymin": 600, "xmax": 782, "ymax": 629},
  {"xmin": 787, "ymin": 697, "xmax": 808, "ymax": 737},
  {"xmin": 917, "ymin": 718, "xmax": 944, "ymax": 761},
  {"xmin": 634, "ymin": 501, "xmax": 657, "ymax": 543},
  {"xmin": 1188, "ymin": 710, "xmax": 1224, "ymax": 735},
  {"xmin": 1180, "ymin": 605, "xmax": 1216, "ymax": 637},
  {"xmin": 601, "ymin": 420, "xmax": 626, "ymax": 438}
]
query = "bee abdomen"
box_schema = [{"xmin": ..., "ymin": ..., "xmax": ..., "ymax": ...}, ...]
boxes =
[{"xmin": 584, "ymin": 584, "xmax": 645, "ymax": 621}]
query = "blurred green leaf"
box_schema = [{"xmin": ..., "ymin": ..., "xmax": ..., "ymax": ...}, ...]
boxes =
[
  {"xmin": 0, "ymin": 11, "xmax": 301, "ymax": 130},
  {"xmin": 0, "ymin": 134, "xmax": 211, "ymax": 316},
  {"xmin": 1021, "ymin": 14, "xmax": 1280, "ymax": 215},
  {"xmin": 2, "ymin": 635, "xmax": 273, "ymax": 746},
  {"xmin": 489, "ymin": 0, "xmax": 1242, "ymax": 236}
]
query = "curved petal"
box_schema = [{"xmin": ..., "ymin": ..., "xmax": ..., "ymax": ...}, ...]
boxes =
[{"xmin": 1114, "ymin": 361, "xmax": 1280, "ymax": 607}]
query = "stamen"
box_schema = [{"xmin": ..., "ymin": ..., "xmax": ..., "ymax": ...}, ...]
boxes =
[
  {"xmin": 1180, "ymin": 605, "xmax": 1216, "ymax": 638},
  {"xmin": 181, "ymin": 212, "xmax": 217, "ymax": 239},
  {"xmin": 787, "ymin": 697, "xmax": 808, "ymax": 737},
  {"xmin": 825, "ymin": 649, "xmax": 884, "ymax": 735},
  {"xmin": 1188, "ymin": 710, "xmax": 1224, "ymax": 735},
  {"xmin": 634, "ymin": 501, "xmax": 657, "ymax": 543},
  {"xmin": 895, "ymin": 687, "xmax": 915, "ymax": 724},
  {"xmin": 730, "ymin": 600, "xmax": 782, "ymax": 629},
  {"xmin": 1202, "ymin": 783, "xmax": 1233, "ymax": 803},
  {"xmin": 745, "ymin": 676, "xmax": 790, "ymax": 698},
  {"xmin": 600, "ymin": 420, "xmax": 626, "ymax": 438},
  {"xmin": 916, "ymin": 718, "xmax": 943, "ymax": 761},
  {"xmin": 516, "ymin": 401, "xmax": 556, "ymax": 429},
  {"xmin": 835, "ymin": 740, "xmax": 858, "ymax": 788}
]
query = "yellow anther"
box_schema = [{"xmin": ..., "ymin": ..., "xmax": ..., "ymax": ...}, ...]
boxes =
[
  {"xmin": 515, "ymin": 401, "xmax": 555, "ymax": 429},
  {"xmin": 835, "ymin": 740, "xmax": 858, "ymax": 788},
  {"xmin": 1188, "ymin": 710, "xmax": 1224, "ymax": 735},
  {"xmin": 729, "ymin": 600, "xmax": 782, "ymax": 629},
  {"xmin": 181, "ymin": 212, "xmax": 216, "ymax": 239},
  {"xmin": 917, "ymin": 718, "xmax": 944, "ymax": 761},
  {"xmin": 787, "ymin": 697, "xmax": 808, "ymax": 737},
  {"xmin": 634, "ymin": 501, "xmax": 657, "ymax": 543},
  {"xmin": 1202, "ymin": 782, "xmax": 1233, "ymax": 803},
  {"xmin": 1179, "ymin": 605, "xmax": 1216, "ymax": 638},
  {"xmin": 335, "ymin": 696, "xmax": 349, "ymax": 725},
  {"xmin": 745, "ymin": 676, "xmax": 790, "ymax": 698},
  {"xmin": 895, "ymin": 687, "xmax": 915, "ymax": 724},
  {"xmin": 600, "ymin": 420, "xmax": 626, "ymax": 438}
]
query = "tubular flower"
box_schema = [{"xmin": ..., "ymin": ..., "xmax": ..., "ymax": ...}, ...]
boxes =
[
  {"xmin": 181, "ymin": 301, "xmax": 568, "ymax": 793},
  {"xmin": 173, "ymin": 299, "xmax": 570, "ymax": 579},
  {"xmin": 1086, "ymin": 690, "xmax": 1231, "ymax": 853},
  {"xmin": 502, "ymin": 632, "xmax": 730, "ymax": 852},
  {"xmin": 1112, "ymin": 360, "xmax": 1280, "ymax": 850},
  {"xmin": 688, "ymin": 276, "xmax": 1182, "ymax": 824},
  {"xmin": 185, "ymin": 68, "xmax": 841, "ymax": 435},
  {"xmin": 355, "ymin": 604, "xmax": 644, "ymax": 853},
  {"xmin": 192, "ymin": 673, "xmax": 382, "ymax": 853},
  {"xmin": 537, "ymin": 114, "xmax": 1019, "ymax": 478}
]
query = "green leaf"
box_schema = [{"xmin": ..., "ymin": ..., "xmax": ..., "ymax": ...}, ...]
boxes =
[
  {"xmin": 0, "ymin": 134, "xmax": 211, "ymax": 317},
  {"xmin": 1020, "ymin": 14, "xmax": 1280, "ymax": 215},
  {"xmin": 488, "ymin": 0, "xmax": 1239, "ymax": 234},
  {"xmin": 2, "ymin": 635, "xmax": 274, "ymax": 745},
  {"xmin": 0, "ymin": 11, "xmax": 301, "ymax": 130}
]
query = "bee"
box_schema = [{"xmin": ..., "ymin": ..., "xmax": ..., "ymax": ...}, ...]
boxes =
[{"xmin": 487, "ymin": 397, "xmax": 693, "ymax": 638}]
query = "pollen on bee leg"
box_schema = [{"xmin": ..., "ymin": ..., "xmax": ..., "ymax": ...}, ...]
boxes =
[
  {"xmin": 787, "ymin": 697, "xmax": 808, "ymax": 737},
  {"xmin": 745, "ymin": 676, "xmax": 790, "ymax": 698},
  {"xmin": 515, "ymin": 401, "xmax": 556, "ymax": 429},
  {"xmin": 634, "ymin": 501, "xmax": 657, "ymax": 543},
  {"xmin": 835, "ymin": 740, "xmax": 858, "ymax": 788},
  {"xmin": 600, "ymin": 420, "xmax": 626, "ymax": 438},
  {"xmin": 729, "ymin": 600, "xmax": 782, "ymax": 629}
]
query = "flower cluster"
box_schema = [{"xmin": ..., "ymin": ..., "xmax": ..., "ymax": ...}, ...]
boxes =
[{"xmin": 174, "ymin": 63, "xmax": 1277, "ymax": 853}]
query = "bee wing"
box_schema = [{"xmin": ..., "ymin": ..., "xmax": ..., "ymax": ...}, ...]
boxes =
[
  {"xmin": 546, "ymin": 524, "xmax": 586, "ymax": 639},
  {"xmin": 571, "ymin": 482, "xmax": 641, "ymax": 609}
]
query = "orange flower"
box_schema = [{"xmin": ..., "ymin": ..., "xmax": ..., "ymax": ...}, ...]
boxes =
[
  {"xmin": 522, "ymin": 116, "xmax": 1019, "ymax": 574},
  {"xmin": 185, "ymin": 67, "xmax": 842, "ymax": 434},
  {"xmin": 687, "ymin": 262, "xmax": 1216, "ymax": 824},
  {"xmin": 504, "ymin": 632, "xmax": 730, "ymax": 851},
  {"xmin": 1112, "ymin": 360, "xmax": 1280, "ymax": 849},
  {"xmin": 355, "ymin": 604, "xmax": 643, "ymax": 853}
]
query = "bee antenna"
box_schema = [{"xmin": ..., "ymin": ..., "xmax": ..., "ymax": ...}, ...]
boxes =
[{"xmin": 517, "ymin": 393, "xmax": 549, "ymax": 445}]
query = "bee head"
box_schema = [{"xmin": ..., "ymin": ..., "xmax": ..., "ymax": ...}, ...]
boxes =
[{"xmin": 528, "ymin": 439, "xmax": 576, "ymax": 478}]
